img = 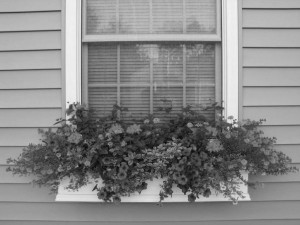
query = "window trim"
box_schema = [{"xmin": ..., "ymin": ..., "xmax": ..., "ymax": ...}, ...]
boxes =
[
  {"xmin": 65, "ymin": 0, "xmax": 239, "ymax": 120},
  {"xmin": 61, "ymin": 0, "xmax": 246, "ymax": 203}
]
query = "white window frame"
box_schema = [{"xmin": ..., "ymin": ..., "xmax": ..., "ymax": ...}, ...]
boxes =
[
  {"xmin": 60, "ymin": 0, "xmax": 245, "ymax": 202},
  {"xmin": 65, "ymin": 0, "xmax": 239, "ymax": 120}
]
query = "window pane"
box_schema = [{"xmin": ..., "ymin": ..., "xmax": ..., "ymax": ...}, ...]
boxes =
[
  {"xmin": 153, "ymin": 44, "xmax": 183, "ymax": 84},
  {"xmin": 119, "ymin": 0, "xmax": 150, "ymax": 33},
  {"xmin": 88, "ymin": 44, "xmax": 117, "ymax": 84},
  {"xmin": 86, "ymin": 0, "xmax": 116, "ymax": 34},
  {"xmin": 121, "ymin": 87, "xmax": 150, "ymax": 122},
  {"xmin": 89, "ymin": 87, "xmax": 117, "ymax": 117},
  {"xmin": 121, "ymin": 44, "xmax": 150, "ymax": 84},
  {"xmin": 86, "ymin": 0, "xmax": 217, "ymax": 35},
  {"xmin": 86, "ymin": 43, "xmax": 217, "ymax": 121}
]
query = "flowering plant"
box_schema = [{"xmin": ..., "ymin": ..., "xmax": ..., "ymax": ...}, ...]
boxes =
[{"xmin": 6, "ymin": 103, "xmax": 298, "ymax": 204}]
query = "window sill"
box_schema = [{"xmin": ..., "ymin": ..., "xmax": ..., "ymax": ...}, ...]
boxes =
[{"xmin": 55, "ymin": 172, "xmax": 250, "ymax": 203}]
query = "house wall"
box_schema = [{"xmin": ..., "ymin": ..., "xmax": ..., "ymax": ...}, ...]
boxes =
[{"xmin": 0, "ymin": 0, "xmax": 300, "ymax": 224}]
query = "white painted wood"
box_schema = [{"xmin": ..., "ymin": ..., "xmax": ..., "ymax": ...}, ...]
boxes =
[
  {"xmin": 66, "ymin": 0, "xmax": 81, "ymax": 105},
  {"xmin": 56, "ymin": 172, "xmax": 250, "ymax": 202},
  {"xmin": 243, "ymin": 0, "xmax": 300, "ymax": 8},
  {"xmin": 222, "ymin": 0, "xmax": 239, "ymax": 120}
]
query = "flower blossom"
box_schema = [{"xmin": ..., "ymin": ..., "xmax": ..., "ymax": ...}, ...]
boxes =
[
  {"xmin": 68, "ymin": 132, "xmax": 82, "ymax": 144},
  {"xmin": 109, "ymin": 124, "xmax": 124, "ymax": 134},
  {"xmin": 187, "ymin": 122, "xmax": 193, "ymax": 128},
  {"xmin": 144, "ymin": 119, "xmax": 150, "ymax": 124},
  {"xmin": 206, "ymin": 139, "xmax": 224, "ymax": 152},
  {"xmin": 153, "ymin": 118, "xmax": 160, "ymax": 124},
  {"xmin": 126, "ymin": 124, "xmax": 142, "ymax": 134}
]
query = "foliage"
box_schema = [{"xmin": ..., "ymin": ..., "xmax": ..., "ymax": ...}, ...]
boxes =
[{"xmin": 6, "ymin": 103, "xmax": 298, "ymax": 204}]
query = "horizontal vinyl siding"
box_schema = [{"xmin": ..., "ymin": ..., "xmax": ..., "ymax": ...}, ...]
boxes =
[
  {"xmin": 1, "ymin": 202, "xmax": 300, "ymax": 221},
  {"xmin": 241, "ymin": 1, "xmax": 300, "ymax": 224},
  {"xmin": 0, "ymin": 0, "xmax": 61, "ymax": 12},
  {"xmin": 0, "ymin": 0, "xmax": 64, "ymax": 224}
]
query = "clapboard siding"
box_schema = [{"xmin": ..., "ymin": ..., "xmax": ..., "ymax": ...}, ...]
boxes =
[
  {"xmin": 0, "ymin": 109, "xmax": 62, "ymax": 127},
  {"xmin": 1, "ymin": 221, "xmax": 300, "ymax": 225},
  {"xmin": 243, "ymin": 87, "xmax": 300, "ymax": 106},
  {"xmin": 0, "ymin": 70, "xmax": 61, "ymax": 89},
  {"xmin": 0, "ymin": 0, "xmax": 61, "ymax": 12},
  {"xmin": 0, "ymin": 147, "xmax": 23, "ymax": 165},
  {"xmin": 0, "ymin": 12, "xmax": 61, "ymax": 31},
  {"xmin": 1, "ymin": 201, "xmax": 300, "ymax": 221},
  {"xmin": 1, "ymin": 182, "xmax": 300, "ymax": 203},
  {"xmin": 243, "ymin": 29, "xmax": 300, "ymax": 47},
  {"xmin": 0, "ymin": 128, "xmax": 43, "ymax": 147},
  {"xmin": 243, "ymin": 9, "xmax": 300, "ymax": 28},
  {"xmin": 243, "ymin": 68, "xmax": 300, "ymax": 86},
  {"xmin": 275, "ymin": 145, "xmax": 300, "ymax": 163},
  {"xmin": 260, "ymin": 126, "xmax": 300, "ymax": 145},
  {"xmin": 0, "ymin": 90, "xmax": 61, "ymax": 108},
  {"xmin": 0, "ymin": 50, "xmax": 61, "ymax": 70},
  {"xmin": 243, "ymin": 0, "xmax": 300, "ymax": 8},
  {"xmin": 0, "ymin": 31, "xmax": 61, "ymax": 51},
  {"xmin": 243, "ymin": 107, "xmax": 300, "ymax": 125},
  {"xmin": 243, "ymin": 48, "xmax": 300, "ymax": 67}
]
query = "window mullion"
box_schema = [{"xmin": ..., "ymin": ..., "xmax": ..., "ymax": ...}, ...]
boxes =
[
  {"xmin": 149, "ymin": 0, "xmax": 153, "ymax": 33},
  {"xmin": 183, "ymin": 44, "xmax": 187, "ymax": 108},
  {"xmin": 116, "ymin": 0, "xmax": 120, "ymax": 34},
  {"xmin": 150, "ymin": 46, "xmax": 154, "ymax": 114},
  {"xmin": 117, "ymin": 44, "xmax": 121, "ymax": 117}
]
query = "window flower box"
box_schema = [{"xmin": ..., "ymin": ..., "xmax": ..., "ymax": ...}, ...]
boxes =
[{"xmin": 56, "ymin": 172, "xmax": 250, "ymax": 203}]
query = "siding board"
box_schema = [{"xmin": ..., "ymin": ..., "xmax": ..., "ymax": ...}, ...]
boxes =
[
  {"xmin": 261, "ymin": 126, "xmax": 300, "ymax": 145},
  {"xmin": 0, "ymin": 0, "xmax": 61, "ymax": 12},
  {"xmin": 0, "ymin": 109, "xmax": 62, "ymax": 127},
  {"xmin": 243, "ymin": 49, "xmax": 300, "ymax": 67},
  {"xmin": 0, "ymin": 31, "xmax": 61, "ymax": 51},
  {"xmin": 243, "ymin": 107, "xmax": 300, "ymax": 125},
  {"xmin": 0, "ymin": 90, "xmax": 61, "ymax": 108},
  {"xmin": 244, "ymin": 87, "xmax": 300, "ymax": 106},
  {"xmin": 1, "ymin": 221, "xmax": 300, "ymax": 225},
  {"xmin": 0, "ymin": 50, "xmax": 61, "ymax": 70},
  {"xmin": 0, "ymin": 166, "xmax": 32, "ymax": 183},
  {"xmin": 243, "ymin": 0, "xmax": 300, "ymax": 8},
  {"xmin": 0, "ymin": 147, "xmax": 23, "ymax": 165},
  {"xmin": 0, "ymin": 70, "xmax": 61, "ymax": 89},
  {"xmin": 243, "ymin": 68, "xmax": 300, "ymax": 86},
  {"xmin": 0, "ymin": 201, "xmax": 300, "ymax": 221},
  {"xmin": 243, "ymin": 29, "xmax": 300, "ymax": 47},
  {"xmin": 0, "ymin": 12, "xmax": 61, "ymax": 31},
  {"xmin": 243, "ymin": 10, "xmax": 300, "ymax": 28},
  {"xmin": 0, "ymin": 128, "xmax": 43, "ymax": 146},
  {"xmin": 275, "ymin": 145, "xmax": 300, "ymax": 163}
]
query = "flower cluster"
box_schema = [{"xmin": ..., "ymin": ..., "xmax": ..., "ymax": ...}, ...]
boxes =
[{"xmin": 6, "ymin": 103, "xmax": 298, "ymax": 204}]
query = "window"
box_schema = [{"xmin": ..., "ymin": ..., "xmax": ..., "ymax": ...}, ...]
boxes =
[
  {"xmin": 66, "ymin": 0, "xmax": 239, "ymax": 121},
  {"xmin": 59, "ymin": 0, "xmax": 244, "ymax": 202}
]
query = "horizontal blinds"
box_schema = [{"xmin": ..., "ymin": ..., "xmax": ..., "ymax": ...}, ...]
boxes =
[
  {"xmin": 88, "ymin": 43, "xmax": 216, "ymax": 121},
  {"xmin": 86, "ymin": 0, "xmax": 216, "ymax": 34}
]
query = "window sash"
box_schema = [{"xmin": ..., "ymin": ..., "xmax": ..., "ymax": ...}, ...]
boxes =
[{"xmin": 82, "ymin": 0, "xmax": 222, "ymax": 43}]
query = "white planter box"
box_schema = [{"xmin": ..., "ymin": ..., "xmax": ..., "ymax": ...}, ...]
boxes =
[{"xmin": 56, "ymin": 172, "xmax": 250, "ymax": 202}]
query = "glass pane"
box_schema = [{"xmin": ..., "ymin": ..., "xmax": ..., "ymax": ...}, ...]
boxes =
[
  {"xmin": 186, "ymin": 86, "xmax": 215, "ymax": 120},
  {"xmin": 86, "ymin": 0, "xmax": 117, "ymax": 34},
  {"xmin": 119, "ymin": 0, "xmax": 150, "ymax": 33},
  {"xmin": 88, "ymin": 44, "xmax": 118, "ymax": 84},
  {"xmin": 186, "ymin": 44, "xmax": 215, "ymax": 84},
  {"xmin": 89, "ymin": 87, "xmax": 117, "ymax": 117},
  {"xmin": 153, "ymin": 44, "xmax": 183, "ymax": 84},
  {"xmin": 86, "ymin": 0, "xmax": 217, "ymax": 34},
  {"xmin": 153, "ymin": 87, "xmax": 183, "ymax": 121},
  {"xmin": 121, "ymin": 87, "xmax": 150, "ymax": 122},
  {"xmin": 186, "ymin": 0, "xmax": 217, "ymax": 33},
  {"xmin": 120, "ymin": 44, "xmax": 150, "ymax": 83},
  {"xmin": 152, "ymin": 0, "xmax": 183, "ymax": 33}
]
